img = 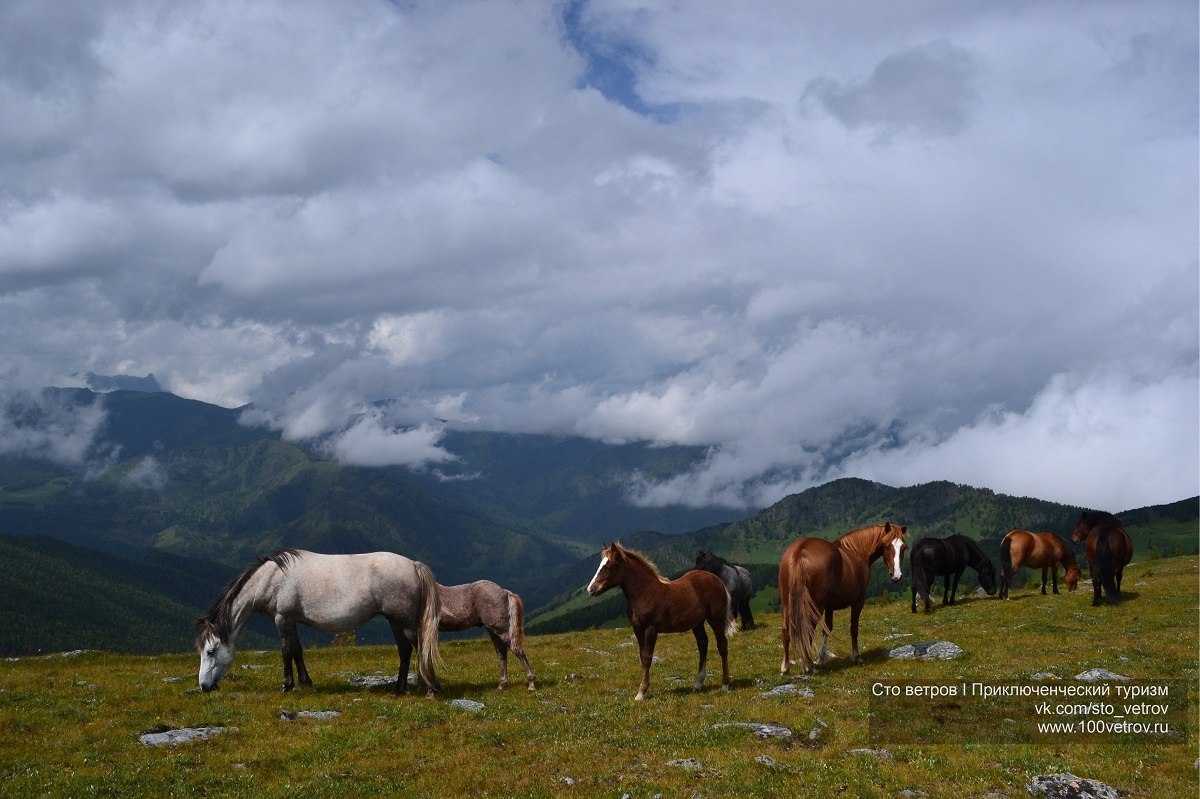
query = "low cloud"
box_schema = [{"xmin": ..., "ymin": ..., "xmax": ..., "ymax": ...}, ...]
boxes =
[
  {"xmin": 0, "ymin": 390, "xmax": 107, "ymax": 467},
  {"xmin": 324, "ymin": 414, "xmax": 456, "ymax": 470}
]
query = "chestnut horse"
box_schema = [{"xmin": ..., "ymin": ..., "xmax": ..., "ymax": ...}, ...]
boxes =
[
  {"xmin": 587, "ymin": 542, "xmax": 736, "ymax": 701},
  {"xmin": 778, "ymin": 522, "xmax": 907, "ymax": 675},
  {"xmin": 998, "ymin": 530, "xmax": 1081, "ymax": 599},
  {"xmin": 1071, "ymin": 510, "xmax": 1134, "ymax": 606}
]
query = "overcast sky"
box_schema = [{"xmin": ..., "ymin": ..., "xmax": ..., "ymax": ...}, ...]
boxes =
[{"xmin": 2, "ymin": 0, "xmax": 1196, "ymax": 513}]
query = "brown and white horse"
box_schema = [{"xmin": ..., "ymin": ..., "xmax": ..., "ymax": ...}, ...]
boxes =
[
  {"xmin": 778, "ymin": 522, "xmax": 907, "ymax": 674},
  {"xmin": 438, "ymin": 580, "xmax": 536, "ymax": 690},
  {"xmin": 587, "ymin": 542, "xmax": 736, "ymax": 701},
  {"xmin": 1071, "ymin": 511, "xmax": 1134, "ymax": 606},
  {"xmin": 196, "ymin": 549, "xmax": 441, "ymax": 695},
  {"xmin": 998, "ymin": 530, "xmax": 1080, "ymax": 599}
]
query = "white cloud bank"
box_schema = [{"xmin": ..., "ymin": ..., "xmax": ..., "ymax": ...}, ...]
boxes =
[{"xmin": 0, "ymin": 1, "xmax": 1195, "ymax": 512}]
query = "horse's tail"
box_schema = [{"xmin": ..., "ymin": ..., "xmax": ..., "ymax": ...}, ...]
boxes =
[
  {"xmin": 1095, "ymin": 530, "xmax": 1120, "ymax": 602},
  {"xmin": 723, "ymin": 587, "xmax": 739, "ymax": 637},
  {"xmin": 414, "ymin": 560, "xmax": 443, "ymax": 691},
  {"xmin": 507, "ymin": 591, "xmax": 526, "ymax": 654},
  {"xmin": 999, "ymin": 535, "xmax": 1014, "ymax": 587},
  {"xmin": 790, "ymin": 572, "xmax": 829, "ymax": 667}
]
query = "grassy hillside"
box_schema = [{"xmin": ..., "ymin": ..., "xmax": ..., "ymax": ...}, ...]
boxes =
[
  {"xmin": 528, "ymin": 482, "xmax": 1198, "ymax": 632},
  {"xmin": 0, "ymin": 535, "xmax": 275, "ymax": 656},
  {"xmin": 0, "ymin": 556, "xmax": 1194, "ymax": 798}
]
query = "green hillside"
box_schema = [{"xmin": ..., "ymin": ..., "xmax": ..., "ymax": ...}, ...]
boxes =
[
  {"xmin": 528, "ymin": 480, "xmax": 1199, "ymax": 633},
  {"xmin": 0, "ymin": 535, "xmax": 274, "ymax": 656}
]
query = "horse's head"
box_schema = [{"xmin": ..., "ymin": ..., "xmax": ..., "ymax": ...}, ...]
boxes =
[
  {"xmin": 1070, "ymin": 515, "xmax": 1089, "ymax": 543},
  {"xmin": 882, "ymin": 523, "xmax": 908, "ymax": 582},
  {"xmin": 1064, "ymin": 563, "xmax": 1082, "ymax": 593},
  {"xmin": 977, "ymin": 560, "xmax": 998, "ymax": 595},
  {"xmin": 694, "ymin": 551, "xmax": 715, "ymax": 572},
  {"xmin": 195, "ymin": 618, "xmax": 235, "ymax": 692},
  {"xmin": 587, "ymin": 543, "xmax": 625, "ymax": 596}
]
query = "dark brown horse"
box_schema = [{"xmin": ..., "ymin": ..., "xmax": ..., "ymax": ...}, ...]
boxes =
[
  {"xmin": 1071, "ymin": 511, "xmax": 1134, "ymax": 606},
  {"xmin": 998, "ymin": 530, "xmax": 1081, "ymax": 599},
  {"xmin": 778, "ymin": 522, "xmax": 907, "ymax": 675},
  {"xmin": 438, "ymin": 581, "xmax": 536, "ymax": 691},
  {"xmin": 587, "ymin": 542, "xmax": 736, "ymax": 701}
]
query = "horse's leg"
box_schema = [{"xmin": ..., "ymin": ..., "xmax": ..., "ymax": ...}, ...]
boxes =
[
  {"xmin": 948, "ymin": 568, "xmax": 964, "ymax": 605},
  {"xmin": 636, "ymin": 626, "xmax": 658, "ymax": 701},
  {"xmin": 816, "ymin": 608, "xmax": 833, "ymax": 666},
  {"xmin": 512, "ymin": 646, "xmax": 536, "ymax": 691},
  {"xmin": 848, "ymin": 602, "xmax": 863, "ymax": 664},
  {"xmin": 741, "ymin": 597, "xmax": 756, "ymax": 630},
  {"xmin": 713, "ymin": 621, "xmax": 730, "ymax": 690},
  {"xmin": 692, "ymin": 625, "xmax": 709, "ymax": 691},
  {"xmin": 276, "ymin": 620, "xmax": 298, "ymax": 692},
  {"xmin": 780, "ymin": 590, "xmax": 792, "ymax": 675},
  {"xmin": 487, "ymin": 631, "xmax": 509, "ymax": 691},
  {"xmin": 293, "ymin": 633, "xmax": 312, "ymax": 688},
  {"xmin": 1050, "ymin": 564, "xmax": 1059, "ymax": 594},
  {"xmin": 387, "ymin": 617, "xmax": 414, "ymax": 696},
  {"xmin": 1040, "ymin": 566, "xmax": 1049, "ymax": 595}
]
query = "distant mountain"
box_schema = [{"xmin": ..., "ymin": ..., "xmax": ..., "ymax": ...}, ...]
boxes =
[
  {"xmin": 0, "ymin": 389, "xmax": 735, "ymax": 612},
  {"xmin": 0, "ymin": 533, "xmax": 274, "ymax": 656}
]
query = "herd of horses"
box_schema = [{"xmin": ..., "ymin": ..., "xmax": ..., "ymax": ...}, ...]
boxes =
[{"xmin": 195, "ymin": 510, "xmax": 1133, "ymax": 700}]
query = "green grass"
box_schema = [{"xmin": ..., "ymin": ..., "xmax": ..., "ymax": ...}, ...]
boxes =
[{"xmin": 1, "ymin": 556, "xmax": 1196, "ymax": 798}]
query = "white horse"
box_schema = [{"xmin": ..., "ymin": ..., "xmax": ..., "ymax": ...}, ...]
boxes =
[
  {"xmin": 195, "ymin": 549, "xmax": 441, "ymax": 695},
  {"xmin": 438, "ymin": 580, "xmax": 536, "ymax": 690}
]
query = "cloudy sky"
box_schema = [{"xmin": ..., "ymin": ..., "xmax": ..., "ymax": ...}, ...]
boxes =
[{"xmin": 2, "ymin": 0, "xmax": 1196, "ymax": 513}]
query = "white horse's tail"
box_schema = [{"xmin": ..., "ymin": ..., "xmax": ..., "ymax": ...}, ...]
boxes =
[
  {"xmin": 507, "ymin": 591, "xmax": 526, "ymax": 654},
  {"xmin": 724, "ymin": 587, "xmax": 739, "ymax": 637},
  {"xmin": 414, "ymin": 561, "xmax": 443, "ymax": 691}
]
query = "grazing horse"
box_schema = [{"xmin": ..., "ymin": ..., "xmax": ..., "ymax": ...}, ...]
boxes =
[
  {"xmin": 1071, "ymin": 511, "xmax": 1134, "ymax": 606},
  {"xmin": 778, "ymin": 522, "xmax": 907, "ymax": 674},
  {"xmin": 195, "ymin": 549, "xmax": 441, "ymax": 695},
  {"xmin": 998, "ymin": 530, "xmax": 1081, "ymax": 599},
  {"xmin": 694, "ymin": 550, "xmax": 756, "ymax": 629},
  {"xmin": 910, "ymin": 534, "xmax": 997, "ymax": 612},
  {"xmin": 587, "ymin": 541, "xmax": 736, "ymax": 701},
  {"xmin": 437, "ymin": 581, "xmax": 536, "ymax": 691}
]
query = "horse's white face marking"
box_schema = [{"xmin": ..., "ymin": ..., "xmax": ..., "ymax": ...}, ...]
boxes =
[
  {"xmin": 587, "ymin": 554, "xmax": 610, "ymax": 596},
  {"xmin": 198, "ymin": 633, "xmax": 235, "ymax": 692},
  {"xmin": 889, "ymin": 539, "xmax": 904, "ymax": 581}
]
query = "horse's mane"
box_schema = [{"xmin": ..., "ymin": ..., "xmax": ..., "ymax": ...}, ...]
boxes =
[
  {"xmin": 195, "ymin": 549, "xmax": 302, "ymax": 645},
  {"xmin": 612, "ymin": 542, "xmax": 668, "ymax": 583}
]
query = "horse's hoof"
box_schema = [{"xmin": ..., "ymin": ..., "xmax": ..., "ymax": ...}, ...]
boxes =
[
  {"xmin": 527, "ymin": 683, "xmax": 537, "ymax": 691},
  {"xmin": 634, "ymin": 692, "xmax": 645, "ymax": 701}
]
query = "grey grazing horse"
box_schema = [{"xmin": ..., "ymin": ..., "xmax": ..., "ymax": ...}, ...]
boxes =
[
  {"xmin": 195, "ymin": 549, "xmax": 441, "ymax": 695},
  {"xmin": 437, "ymin": 580, "xmax": 536, "ymax": 690},
  {"xmin": 694, "ymin": 551, "xmax": 756, "ymax": 629}
]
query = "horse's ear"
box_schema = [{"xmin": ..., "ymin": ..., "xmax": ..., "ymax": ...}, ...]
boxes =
[
  {"xmin": 883, "ymin": 522, "xmax": 891, "ymax": 532},
  {"xmin": 900, "ymin": 525, "xmax": 908, "ymax": 537}
]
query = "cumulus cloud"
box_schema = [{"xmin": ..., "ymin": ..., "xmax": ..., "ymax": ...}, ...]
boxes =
[
  {"xmin": 0, "ymin": 390, "xmax": 107, "ymax": 467},
  {"xmin": 0, "ymin": 0, "xmax": 1195, "ymax": 512}
]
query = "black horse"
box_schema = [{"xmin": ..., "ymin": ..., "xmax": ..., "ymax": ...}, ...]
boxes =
[
  {"xmin": 910, "ymin": 534, "xmax": 997, "ymax": 613},
  {"xmin": 694, "ymin": 551, "xmax": 756, "ymax": 629}
]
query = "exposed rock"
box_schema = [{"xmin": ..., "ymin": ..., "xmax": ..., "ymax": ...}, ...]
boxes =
[
  {"xmin": 1074, "ymin": 669, "xmax": 1131, "ymax": 682},
  {"xmin": 849, "ymin": 748, "xmax": 892, "ymax": 759},
  {"xmin": 1026, "ymin": 773, "xmax": 1118, "ymax": 798},
  {"xmin": 888, "ymin": 641, "xmax": 963, "ymax": 660},
  {"xmin": 279, "ymin": 710, "xmax": 341, "ymax": 721},
  {"xmin": 761, "ymin": 682, "xmax": 814, "ymax": 698},
  {"xmin": 713, "ymin": 722, "xmax": 792, "ymax": 740},
  {"xmin": 451, "ymin": 699, "xmax": 485, "ymax": 713},
  {"xmin": 756, "ymin": 755, "xmax": 781, "ymax": 769},
  {"xmin": 667, "ymin": 758, "xmax": 703, "ymax": 771},
  {"xmin": 1029, "ymin": 673, "xmax": 1060, "ymax": 681},
  {"xmin": 139, "ymin": 726, "xmax": 228, "ymax": 747},
  {"xmin": 346, "ymin": 673, "xmax": 416, "ymax": 689}
]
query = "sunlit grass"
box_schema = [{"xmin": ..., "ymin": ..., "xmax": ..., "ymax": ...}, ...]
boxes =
[{"xmin": 0, "ymin": 556, "xmax": 1195, "ymax": 798}]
